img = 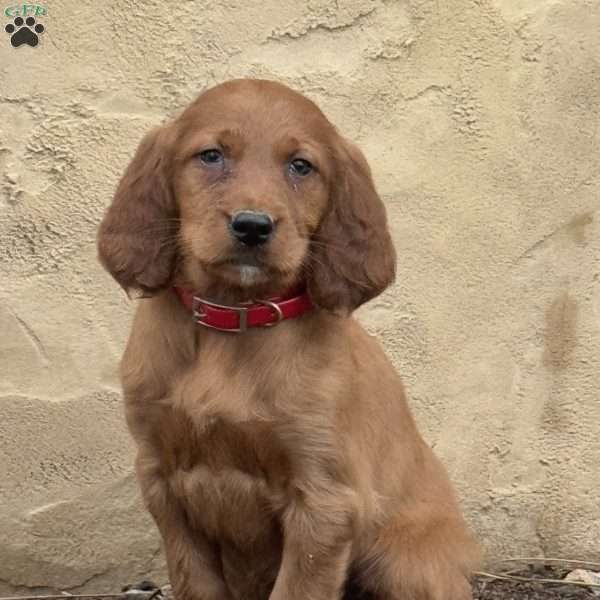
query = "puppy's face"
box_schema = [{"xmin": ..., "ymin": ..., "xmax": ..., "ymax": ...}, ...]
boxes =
[
  {"xmin": 173, "ymin": 81, "xmax": 335, "ymax": 293},
  {"xmin": 98, "ymin": 79, "xmax": 396, "ymax": 312}
]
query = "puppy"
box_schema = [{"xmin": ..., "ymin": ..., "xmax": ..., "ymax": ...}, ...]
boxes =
[{"xmin": 98, "ymin": 78, "xmax": 480, "ymax": 600}]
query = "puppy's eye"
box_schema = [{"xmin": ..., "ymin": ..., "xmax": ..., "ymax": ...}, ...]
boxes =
[
  {"xmin": 197, "ymin": 148, "xmax": 224, "ymax": 165},
  {"xmin": 289, "ymin": 158, "xmax": 314, "ymax": 177}
]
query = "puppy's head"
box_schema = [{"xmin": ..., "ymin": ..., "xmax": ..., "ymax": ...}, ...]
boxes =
[{"xmin": 98, "ymin": 79, "xmax": 395, "ymax": 312}]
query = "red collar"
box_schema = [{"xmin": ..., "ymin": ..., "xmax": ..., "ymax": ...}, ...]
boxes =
[{"xmin": 174, "ymin": 286, "xmax": 314, "ymax": 333}]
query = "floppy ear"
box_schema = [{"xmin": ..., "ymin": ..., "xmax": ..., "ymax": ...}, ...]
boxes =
[
  {"xmin": 97, "ymin": 125, "xmax": 178, "ymax": 297},
  {"xmin": 307, "ymin": 138, "xmax": 396, "ymax": 313}
]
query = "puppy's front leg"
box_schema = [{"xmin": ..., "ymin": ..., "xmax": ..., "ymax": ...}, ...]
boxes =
[
  {"xmin": 136, "ymin": 454, "xmax": 233, "ymax": 600},
  {"xmin": 269, "ymin": 482, "xmax": 356, "ymax": 600}
]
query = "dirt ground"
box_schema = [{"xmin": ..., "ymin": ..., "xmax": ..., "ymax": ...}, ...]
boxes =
[
  {"xmin": 472, "ymin": 564, "xmax": 599, "ymax": 600},
  {"xmin": 122, "ymin": 564, "xmax": 600, "ymax": 600}
]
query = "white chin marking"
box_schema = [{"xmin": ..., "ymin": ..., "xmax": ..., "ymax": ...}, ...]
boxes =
[{"xmin": 239, "ymin": 265, "xmax": 262, "ymax": 286}]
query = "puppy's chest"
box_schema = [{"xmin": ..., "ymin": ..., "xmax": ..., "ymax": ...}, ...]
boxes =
[
  {"xmin": 161, "ymin": 406, "xmax": 290, "ymax": 541},
  {"xmin": 160, "ymin": 347, "xmax": 309, "ymax": 540}
]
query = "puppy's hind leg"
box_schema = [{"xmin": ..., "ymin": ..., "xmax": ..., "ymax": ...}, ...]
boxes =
[{"xmin": 360, "ymin": 515, "xmax": 480, "ymax": 600}]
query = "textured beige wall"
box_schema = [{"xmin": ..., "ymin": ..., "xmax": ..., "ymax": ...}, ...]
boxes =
[{"xmin": 1, "ymin": 0, "xmax": 599, "ymax": 592}]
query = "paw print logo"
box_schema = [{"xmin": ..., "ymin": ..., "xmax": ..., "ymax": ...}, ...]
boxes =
[{"xmin": 5, "ymin": 16, "xmax": 44, "ymax": 47}]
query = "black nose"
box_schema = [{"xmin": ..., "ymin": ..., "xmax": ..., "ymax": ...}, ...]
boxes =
[{"xmin": 230, "ymin": 212, "xmax": 274, "ymax": 246}]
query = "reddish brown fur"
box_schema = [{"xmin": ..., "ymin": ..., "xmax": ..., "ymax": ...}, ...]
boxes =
[{"xmin": 98, "ymin": 79, "xmax": 480, "ymax": 600}]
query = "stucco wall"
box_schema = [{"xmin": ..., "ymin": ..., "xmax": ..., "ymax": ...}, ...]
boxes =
[{"xmin": 1, "ymin": 0, "xmax": 599, "ymax": 592}]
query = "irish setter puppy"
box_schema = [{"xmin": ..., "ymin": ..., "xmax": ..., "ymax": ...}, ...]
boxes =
[{"xmin": 98, "ymin": 79, "xmax": 480, "ymax": 600}]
